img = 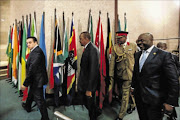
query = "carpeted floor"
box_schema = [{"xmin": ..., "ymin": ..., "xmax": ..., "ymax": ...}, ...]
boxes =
[{"xmin": 0, "ymin": 79, "xmax": 180, "ymax": 120}]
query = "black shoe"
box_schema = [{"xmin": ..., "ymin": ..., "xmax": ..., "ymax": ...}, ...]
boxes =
[
  {"xmin": 127, "ymin": 107, "xmax": 135, "ymax": 114},
  {"xmin": 96, "ymin": 108, "xmax": 102, "ymax": 117},
  {"xmin": 22, "ymin": 103, "xmax": 31, "ymax": 112},
  {"xmin": 115, "ymin": 117, "xmax": 122, "ymax": 120}
]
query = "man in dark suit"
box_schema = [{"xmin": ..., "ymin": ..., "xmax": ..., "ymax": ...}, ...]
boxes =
[
  {"xmin": 78, "ymin": 31, "xmax": 100, "ymax": 120},
  {"xmin": 132, "ymin": 33, "xmax": 179, "ymax": 120},
  {"xmin": 21, "ymin": 37, "xmax": 49, "ymax": 120}
]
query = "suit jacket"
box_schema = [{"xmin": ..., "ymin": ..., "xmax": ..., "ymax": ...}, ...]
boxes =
[
  {"xmin": 109, "ymin": 42, "xmax": 137, "ymax": 81},
  {"xmin": 132, "ymin": 46, "xmax": 179, "ymax": 106},
  {"xmin": 172, "ymin": 54, "xmax": 180, "ymax": 76},
  {"xmin": 78, "ymin": 42, "xmax": 100, "ymax": 92},
  {"xmin": 23, "ymin": 46, "xmax": 48, "ymax": 88}
]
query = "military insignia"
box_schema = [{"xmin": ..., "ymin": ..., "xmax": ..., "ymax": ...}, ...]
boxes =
[{"xmin": 153, "ymin": 52, "xmax": 156, "ymax": 55}]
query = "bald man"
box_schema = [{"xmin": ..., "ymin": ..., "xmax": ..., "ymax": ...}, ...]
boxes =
[{"xmin": 131, "ymin": 33, "xmax": 179, "ymax": 120}]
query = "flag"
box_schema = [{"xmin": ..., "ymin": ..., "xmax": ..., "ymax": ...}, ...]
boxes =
[
  {"xmin": 21, "ymin": 21, "xmax": 28, "ymax": 101},
  {"xmin": 39, "ymin": 13, "xmax": 47, "ymax": 67},
  {"xmin": 39, "ymin": 13, "xmax": 48, "ymax": 98},
  {"xmin": 12, "ymin": 22, "xmax": 18, "ymax": 86},
  {"xmin": 118, "ymin": 15, "xmax": 121, "ymax": 31},
  {"xmin": 124, "ymin": 13, "xmax": 129, "ymax": 45},
  {"xmin": 26, "ymin": 18, "xmax": 31, "ymax": 60},
  {"xmin": 62, "ymin": 13, "xmax": 68, "ymax": 61},
  {"xmin": 31, "ymin": 16, "xmax": 37, "ymax": 37},
  {"xmin": 66, "ymin": 15, "xmax": 77, "ymax": 105},
  {"xmin": 99, "ymin": 23, "xmax": 106, "ymax": 109},
  {"xmin": 50, "ymin": 16, "xmax": 64, "ymax": 106},
  {"xmin": 105, "ymin": 15, "xmax": 113, "ymax": 103},
  {"xmin": 87, "ymin": 11, "xmax": 94, "ymax": 43},
  {"xmin": 18, "ymin": 22, "xmax": 23, "ymax": 91},
  {"xmin": 95, "ymin": 15, "xmax": 100, "ymax": 49},
  {"xmin": 6, "ymin": 27, "xmax": 12, "ymax": 78}
]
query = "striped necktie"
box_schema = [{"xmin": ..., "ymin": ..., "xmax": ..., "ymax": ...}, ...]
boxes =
[{"xmin": 139, "ymin": 51, "xmax": 147, "ymax": 72}]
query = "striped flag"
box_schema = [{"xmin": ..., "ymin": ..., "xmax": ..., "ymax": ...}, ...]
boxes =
[
  {"xmin": 26, "ymin": 17, "xmax": 31, "ymax": 60},
  {"xmin": 87, "ymin": 11, "xmax": 94, "ymax": 43},
  {"xmin": 18, "ymin": 22, "xmax": 23, "ymax": 91},
  {"xmin": 12, "ymin": 22, "xmax": 18, "ymax": 86},
  {"xmin": 105, "ymin": 15, "xmax": 113, "ymax": 103},
  {"xmin": 50, "ymin": 15, "xmax": 64, "ymax": 106},
  {"xmin": 124, "ymin": 13, "xmax": 129, "ymax": 45},
  {"xmin": 31, "ymin": 15, "xmax": 37, "ymax": 37},
  {"xmin": 62, "ymin": 13, "xmax": 68, "ymax": 61},
  {"xmin": 21, "ymin": 21, "xmax": 28, "ymax": 101},
  {"xmin": 118, "ymin": 15, "xmax": 121, "ymax": 31},
  {"xmin": 6, "ymin": 27, "xmax": 12, "ymax": 78},
  {"xmin": 66, "ymin": 14, "xmax": 77, "ymax": 105}
]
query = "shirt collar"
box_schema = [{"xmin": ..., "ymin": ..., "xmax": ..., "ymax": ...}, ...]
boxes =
[
  {"xmin": 31, "ymin": 45, "xmax": 38, "ymax": 52},
  {"xmin": 84, "ymin": 41, "xmax": 91, "ymax": 49}
]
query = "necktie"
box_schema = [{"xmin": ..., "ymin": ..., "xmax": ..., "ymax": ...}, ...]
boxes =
[{"xmin": 139, "ymin": 51, "xmax": 147, "ymax": 72}]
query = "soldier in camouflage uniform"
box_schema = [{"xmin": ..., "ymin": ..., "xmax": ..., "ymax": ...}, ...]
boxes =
[{"xmin": 109, "ymin": 31, "xmax": 137, "ymax": 120}]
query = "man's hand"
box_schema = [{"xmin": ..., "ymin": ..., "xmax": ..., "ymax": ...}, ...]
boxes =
[
  {"xmin": 164, "ymin": 103, "xmax": 173, "ymax": 112},
  {"xmin": 86, "ymin": 91, "xmax": 92, "ymax": 97},
  {"xmin": 130, "ymin": 87, "xmax": 134, "ymax": 95},
  {"xmin": 21, "ymin": 85, "xmax": 27, "ymax": 91}
]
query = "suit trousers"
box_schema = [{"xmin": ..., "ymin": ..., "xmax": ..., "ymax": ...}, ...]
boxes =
[
  {"xmin": 135, "ymin": 92, "xmax": 162, "ymax": 120},
  {"xmin": 80, "ymin": 91, "xmax": 98, "ymax": 120},
  {"xmin": 26, "ymin": 87, "xmax": 49, "ymax": 120}
]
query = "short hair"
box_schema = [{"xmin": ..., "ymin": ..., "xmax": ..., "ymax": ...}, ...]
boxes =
[
  {"xmin": 157, "ymin": 42, "xmax": 164, "ymax": 48},
  {"xmin": 27, "ymin": 36, "xmax": 38, "ymax": 43},
  {"xmin": 140, "ymin": 33, "xmax": 153, "ymax": 40},
  {"xmin": 80, "ymin": 31, "xmax": 91, "ymax": 41}
]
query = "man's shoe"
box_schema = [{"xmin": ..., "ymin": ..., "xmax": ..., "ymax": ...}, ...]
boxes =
[
  {"xmin": 127, "ymin": 107, "xmax": 135, "ymax": 114},
  {"xmin": 115, "ymin": 117, "xmax": 122, "ymax": 120},
  {"xmin": 22, "ymin": 103, "xmax": 31, "ymax": 112},
  {"xmin": 96, "ymin": 108, "xmax": 102, "ymax": 117}
]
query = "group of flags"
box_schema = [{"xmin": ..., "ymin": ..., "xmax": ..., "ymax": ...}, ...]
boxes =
[
  {"xmin": 6, "ymin": 10, "xmax": 128, "ymax": 109},
  {"xmin": 6, "ymin": 12, "xmax": 47, "ymax": 101}
]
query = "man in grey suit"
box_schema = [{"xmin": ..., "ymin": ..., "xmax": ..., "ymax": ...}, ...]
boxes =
[
  {"xmin": 78, "ymin": 32, "xmax": 100, "ymax": 120},
  {"xmin": 21, "ymin": 37, "xmax": 49, "ymax": 120},
  {"xmin": 132, "ymin": 33, "xmax": 179, "ymax": 120}
]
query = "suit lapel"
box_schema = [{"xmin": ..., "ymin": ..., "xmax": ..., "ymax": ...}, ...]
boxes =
[{"xmin": 141, "ymin": 47, "xmax": 158, "ymax": 72}]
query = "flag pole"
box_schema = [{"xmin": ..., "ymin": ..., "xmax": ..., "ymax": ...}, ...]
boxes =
[
  {"xmin": 34, "ymin": 12, "xmax": 36, "ymax": 23},
  {"xmin": 22, "ymin": 16, "xmax": 24, "ymax": 31},
  {"xmin": 43, "ymin": 12, "xmax": 45, "ymax": 32},
  {"xmin": 29, "ymin": 13, "xmax": 31, "ymax": 30},
  {"xmin": 87, "ymin": 9, "xmax": 91, "ymax": 31},
  {"xmin": 26, "ymin": 15, "xmax": 28, "ymax": 29},
  {"xmin": 115, "ymin": 0, "xmax": 118, "ymax": 43}
]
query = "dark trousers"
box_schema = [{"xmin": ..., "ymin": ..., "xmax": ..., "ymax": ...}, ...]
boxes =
[
  {"xmin": 26, "ymin": 87, "xmax": 49, "ymax": 120},
  {"xmin": 80, "ymin": 91, "xmax": 98, "ymax": 120},
  {"xmin": 135, "ymin": 94, "xmax": 162, "ymax": 120}
]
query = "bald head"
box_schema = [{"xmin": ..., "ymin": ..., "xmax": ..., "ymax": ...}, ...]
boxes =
[{"xmin": 137, "ymin": 33, "xmax": 154, "ymax": 50}]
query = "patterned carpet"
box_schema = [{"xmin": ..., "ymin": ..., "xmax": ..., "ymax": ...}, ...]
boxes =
[{"xmin": 0, "ymin": 79, "xmax": 179, "ymax": 120}]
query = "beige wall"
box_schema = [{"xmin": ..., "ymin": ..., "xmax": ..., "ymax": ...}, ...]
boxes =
[
  {"xmin": 0, "ymin": 0, "xmax": 179, "ymax": 63},
  {"xmin": 0, "ymin": 0, "xmax": 10, "ymax": 65}
]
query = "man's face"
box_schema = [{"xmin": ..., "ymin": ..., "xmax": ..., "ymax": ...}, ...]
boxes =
[
  {"xmin": 26, "ymin": 38, "xmax": 37, "ymax": 50},
  {"xmin": 136, "ymin": 34, "xmax": 153, "ymax": 50},
  {"xmin": 117, "ymin": 36, "xmax": 127, "ymax": 45},
  {"xmin": 79, "ymin": 34, "xmax": 86, "ymax": 46}
]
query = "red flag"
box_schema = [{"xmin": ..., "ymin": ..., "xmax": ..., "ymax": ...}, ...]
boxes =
[
  {"xmin": 95, "ymin": 16, "xmax": 100, "ymax": 48},
  {"xmin": 49, "ymin": 54, "xmax": 54, "ymax": 89},
  {"xmin": 99, "ymin": 23, "xmax": 106, "ymax": 109}
]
